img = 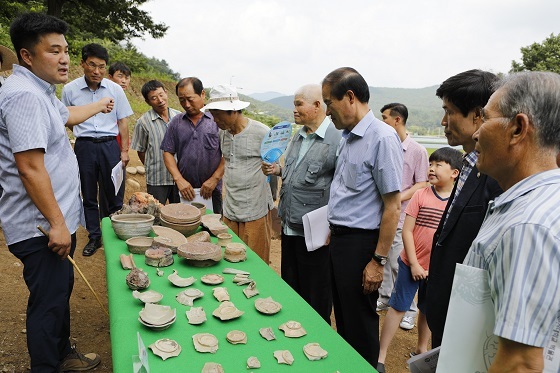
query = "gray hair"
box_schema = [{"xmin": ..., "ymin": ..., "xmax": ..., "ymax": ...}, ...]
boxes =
[
  {"xmin": 495, "ymin": 71, "xmax": 560, "ymax": 151},
  {"xmin": 295, "ymin": 84, "xmax": 326, "ymax": 110}
]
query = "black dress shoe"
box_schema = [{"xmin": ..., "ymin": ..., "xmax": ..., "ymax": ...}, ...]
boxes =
[
  {"xmin": 376, "ymin": 362, "xmax": 386, "ymax": 373},
  {"xmin": 82, "ymin": 238, "xmax": 102, "ymax": 256}
]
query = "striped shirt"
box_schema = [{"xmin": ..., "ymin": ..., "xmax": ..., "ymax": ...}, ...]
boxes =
[
  {"xmin": 0, "ymin": 65, "xmax": 84, "ymax": 244},
  {"xmin": 131, "ymin": 107, "xmax": 181, "ymax": 186},
  {"xmin": 464, "ymin": 169, "xmax": 560, "ymax": 347},
  {"xmin": 328, "ymin": 110, "xmax": 403, "ymax": 229}
]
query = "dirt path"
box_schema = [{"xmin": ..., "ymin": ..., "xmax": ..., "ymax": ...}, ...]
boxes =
[{"xmin": 0, "ymin": 151, "xmax": 422, "ymax": 373}]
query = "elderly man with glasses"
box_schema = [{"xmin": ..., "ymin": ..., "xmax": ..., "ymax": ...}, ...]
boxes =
[{"xmin": 62, "ymin": 43, "xmax": 133, "ymax": 257}]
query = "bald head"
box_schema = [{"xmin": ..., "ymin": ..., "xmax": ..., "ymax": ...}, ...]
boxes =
[{"xmin": 293, "ymin": 84, "xmax": 327, "ymax": 131}]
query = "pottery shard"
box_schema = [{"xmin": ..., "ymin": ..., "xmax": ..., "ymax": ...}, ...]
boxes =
[
  {"xmin": 177, "ymin": 242, "xmax": 222, "ymax": 267},
  {"xmin": 222, "ymin": 268, "xmax": 250, "ymax": 275},
  {"xmin": 200, "ymin": 214, "xmax": 229, "ymax": 236},
  {"xmin": 212, "ymin": 301, "xmax": 244, "ymax": 321},
  {"xmin": 224, "ymin": 243, "xmax": 247, "ymax": 263},
  {"xmin": 145, "ymin": 247, "xmax": 173, "ymax": 267},
  {"xmin": 255, "ymin": 297, "xmax": 282, "ymax": 315},
  {"xmin": 185, "ymin": 230, "xmax": 211, "ymax": 243},
  {"xmin": 160, "ymin": 203, "xmax": 201, "ymax": 224},
  {"xmin": 201, "ymin": 362, "xmax": 224, "ymax": 373},
  {"xmin": 192, "ymin": 333, "xmax": 219, "ymax": 353},
  {"xmin": 132, "ymin": 289, "xmax": 163, "ymax": 304},
  {"xmin": 279, "ymin": 321, "xmax": 307, "ymax": 338},
  {"xmin": 149, "ymin": 338, "xmax": 181, "ymax": 360},
  {"xmin": 201, "ymin": 274, "xmax": 224, "ymax": 285},
  {"xmin": 126, "ymin": 268, "xmax": 150, "ymax": 290},
  {"xmin": 120, "ymin": 253, "xmax": 136, "ymax": 270},
  {"xmin": 114, "ymin": 192, "xmax": 163, "ymax": 223},
  {"xmin": 243, "ymin": 281, "xmax": 259, "ymax": 299},
  {"xmin": 212, "ymin": 287, "xmax": 230, "ymax": 302},
  {"xmin": 247, "ymin": 356, "xmax": 261, "ymax": 369},
  {"xmin": 274, "ymin": 350, "xmax": 294, "ymax": 365},
  {"xmin": 168, "ymin": 269, "xmax": 196, "ymax": 287},
  {"xmin": 303, "ymin": 343, "xmax": 328, "ymax": 361},
  {"xmin": 176, "ymin": 288, "xmax": 204, "ymax": 306},
  {"xmin": 226, "ymin": 330, "xmax": 247, "ymax": 344},
  {"xmin": 151, "ymin": 235, "xmax": 186, "ymax": 254},
  {"xmin": 259, "ymin": 327, "xmax": 276, "ymax": 341},
  {"xmin": 186, "ymin": 307, "xmax": 207, "ymax": 325}
]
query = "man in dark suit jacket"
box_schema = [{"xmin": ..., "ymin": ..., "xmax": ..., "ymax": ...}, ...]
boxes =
[{"xmin": 425, "ymin": 70, "xmax": 503, "ymax": 347}]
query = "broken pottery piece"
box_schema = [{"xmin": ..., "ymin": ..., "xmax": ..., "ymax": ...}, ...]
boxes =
[
  {"xmin": 132, "ymin": 289, "xmax": 163, "ymax": 304},
  {"xmin": 152, "ymin": 225, "xmax": 188, "ymax": 253},
  {"xmin": 149, "ymin": 338, "xmax": 181, "ymax": 360},
  {"xmin": 186, "ymin": 307, "xmax": 207, "ymax": 325},
  {"xmin": 303, "ymin": 343, "xmax": 328, "ymax": 361},
  {"xmin": 201, "ymin": 274, "xmax": 224, "ymax": 285},
  {"xmin": 226, "ymin": 330, "xmax": 247, "ymax": 344},
  {"xmin": 216, "ymin": 233, "xmax": 232, "ymax": 247},
  {"xmin": 139, "ymin": 303, "xmax": 176, "ymax": 326},
  {"xmin": 145, "ymin": 247, "xmax": 173, "ymax": 267},
  {"xmin": 185, "ymin": 230, "xmax": 211, "ymax": 243},
  {"xmin": 156, "ymin": 268, "xmax": 164, "ymax": 277},
  {"xmin": 190, "ymin": 202, "xmax": 207, "ymax": 216},
  {"xmin": 120, "ymin": 253, "xmax": 136, "ymax": 270},
  {"xmin": 160, "ymin": 203, "xmax": 201, "ymax": 224},
  {"xmin": 201, "ymin": 362, "xmax": 224, "ymax": 373},
  {"xmin": 111, "ymin": 213, "xmax": 155, "ymax": 240},
  {"xmin": 224, "ymin": 242, "xmax": 246, "ymax": 262},
  {"xmin": 243, "ymin": 281, "xmax": 259, "ymax": 298},
  {"xmin": 247, "ymin": 356, "xmax": 261, "ymax": 369},
  {"xmin": 222, "ymin": 268, "xmax": 250, "ymax": 275},
  {"xmin": 212, "ymin": 301, "xmax": 244, "ymax": 321},
  {"xmin": 125, "ymin": 236, "xmax": 154, "ymax": 254},
  {"xmin": 192, "ymin": 333, "xmax": 219, "ymax": 353},
  {"xmin": 255, "ymin": 297, "xmax": 282, "ymax": 315},
  {"xmin": 176, "ymin": 288, "xmax": 204, "ymax": 306},
  {"xmin": 212, "ymin": 287, "xmax": 230, "ymax": 302},
  {"xmin": 279, "ymin": 321, "xmax": 307, "ymax": 338},
  {"xmin": 274, "ymin": 350, "xmax": 294, "ymax": 365},
  {"xmin": 234, "ymin": 278, "xmax": 252, "ymax": 286},
  {"xmin": 126, "ymin": 268, "xmax": 150, "ymax": 290},
  {"xmin": 168, "ymin": 269, "xmax": 196, "ymax": 287},
  {"xmin": 177, "ymin": 242, "xmax": 222, "ymax": 267},
  {"xmin": 259, "ymin": 327, "xmax": 276, "ymax": 341},
  {"xmin": 200, "ymin": 214, "xmax": 228, "ymax": 236}
]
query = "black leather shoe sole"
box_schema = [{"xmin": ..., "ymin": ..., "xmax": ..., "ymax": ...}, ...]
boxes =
[{"xmin": 82, "ymin": 239, "xmax": 101, "ymax": 256}]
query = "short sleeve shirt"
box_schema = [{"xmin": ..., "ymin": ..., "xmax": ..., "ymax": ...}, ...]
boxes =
[{"xmin": 399, "ymin": 135, "xmax": 429, "ymax": 227}]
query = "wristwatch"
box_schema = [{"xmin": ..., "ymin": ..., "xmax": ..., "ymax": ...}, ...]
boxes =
[{"xmin": 372, "ymin": 253, "xmax": 388, "ymax": 266}]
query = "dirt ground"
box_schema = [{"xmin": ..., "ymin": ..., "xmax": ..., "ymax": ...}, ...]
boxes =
[{"xmin": 0, "ymin": 151, "xmax": 422, "ymax": 373}]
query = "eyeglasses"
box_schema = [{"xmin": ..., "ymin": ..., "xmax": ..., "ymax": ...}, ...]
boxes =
[{"xmin": 85, "ymin": 62, "xmax": 106, "ymax": 71}]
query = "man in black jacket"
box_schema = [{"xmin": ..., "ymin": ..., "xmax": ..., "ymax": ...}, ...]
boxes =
[{"xmin": 425, "ymin": 70, "xmax": 503, "ymax": 347}]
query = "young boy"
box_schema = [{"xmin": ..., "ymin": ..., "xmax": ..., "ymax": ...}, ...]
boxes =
[{"xmin": 377, "ymin": 147, "xmax": 462, "ymax": 372}]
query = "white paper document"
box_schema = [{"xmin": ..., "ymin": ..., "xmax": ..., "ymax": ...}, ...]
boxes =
[
  {"xmin": 110, "ymin": 161, "xmax": 123, "ymax": 196},
  {"xmin": 408, "ymin": 346, "xmax": 440, "ymax": 373},
  {"xmin": 302, "ymin": 205, "xmax": 329, "ymax": 252},
  {"xmin": 436, "ymin": 263, "xmax": 560, "ymax": 373},
  {"xmin": 179, "ymin": 188, "xmax": 213, "ymax": 213}
]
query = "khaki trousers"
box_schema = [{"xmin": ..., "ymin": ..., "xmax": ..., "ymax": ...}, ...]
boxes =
[{"xmin": 223, "ymin": 211, "xmax": 272, "ymax": 264}]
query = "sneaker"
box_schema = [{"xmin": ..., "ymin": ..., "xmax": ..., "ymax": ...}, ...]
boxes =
[
  {"xmin": 400, "ymin": 316, "xmax": 415, "ymax": 330},
  {"xmin": 60, "ymin": 345, "xmax": 101, "ymax": 371},
  {"xmin": 376, "ymin": 300, "xmax": 389, "ymax": 312},
  {"xmin": 82, "ymin": 238, "xmax": 102, "ymax": 257}
]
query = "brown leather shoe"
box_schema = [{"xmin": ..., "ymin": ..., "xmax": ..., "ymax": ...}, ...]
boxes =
[{"xmin": 60, "ymin": 345, "xmax": 101, "ymax": 371}]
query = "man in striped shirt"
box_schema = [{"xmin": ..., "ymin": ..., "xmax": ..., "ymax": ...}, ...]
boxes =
[
  {"xmin": 131, "ymin": 80, "xmax": 181, "ymax": 204},
  {"xmin": 464, "ymin": 71, "xmax": 560, "ymax": 372}
]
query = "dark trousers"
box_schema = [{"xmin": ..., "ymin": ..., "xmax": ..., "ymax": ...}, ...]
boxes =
[
  {"xmin": 99, "ymin": 172, "xmax": 125, "ymax": 218},
  {"xmin": 281, "ymin": 232, "xmax": 332, "ymax": 324},
  {"xmin": 9, "ymin": 234, "xmax": 76, "ymax": 372},
  {"xmin": 147, "ymin": 184, "xmax": 180, "ymax": 205},
  {"xmin": 211, "ymin": 190, "xmax": 223, "ymax": 215},
  {"xmin": 330, "ymin": 229, "xmax": 380, "ymax": 367},
  {"xmin": 75, "ymin": 139, "xmax": 124, "ymax": 239}
]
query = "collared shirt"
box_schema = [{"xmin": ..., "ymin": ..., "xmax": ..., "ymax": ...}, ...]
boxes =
[
  {"xmin": 220, "ymin": 119, "xmax": 273, "ymax": 222},
  {"xmin": 284, "ymin": 116, "xmax": 331, "ymax": 236},
  {"xmin": 399, "ymin": 134, "xmax": 429, "ymax": 228},
  {"xmin": 0, "ymin": 65, "xmax": 84, "ymax": 244},
  {"xmin": 160, "ymin": 111, "xmax": 222, "ymax": 192},
  {"xmin": 443, "ymin": 150, "xmax": 476, "ymax": 226},
  {"xmin": 131, "ymin": 107, "xmax": 181, "ymax": 186},
  {"xmin": 328, "ymin": 111, "xmax": 403, "ymax": 229},
  {"xmin": 61, "ymin": 76, "xmax": 133, "ymax": 138},
  {"xmin": 464, "ymin": 169, "xmax": 560, "ymax": 348}
]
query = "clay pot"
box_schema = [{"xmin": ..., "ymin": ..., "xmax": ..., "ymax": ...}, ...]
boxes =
[
  {"xmin": 177, "ymin": 242, "xmax": 222, "ymax": 267},
  {"xmin": 111, "ymin": 214, "xmax": 155, "ymax": 240},
  {"xmin": 190, "ymin": 202, "xmax": 207, "ymax": 216},
  {"xmin": 125, "ymin": 236, "xmax": 154, "ymax": 254}
]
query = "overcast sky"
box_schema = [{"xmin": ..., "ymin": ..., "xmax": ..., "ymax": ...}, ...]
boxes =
[{"xmin": 132, "ymin": 0, "xmax": 559, "ymax": 96}]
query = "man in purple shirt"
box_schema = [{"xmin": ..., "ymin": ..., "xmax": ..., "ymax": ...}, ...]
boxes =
[{"xmin": 161, "ymin": 77, "xmax": 224, "ymax": 213}]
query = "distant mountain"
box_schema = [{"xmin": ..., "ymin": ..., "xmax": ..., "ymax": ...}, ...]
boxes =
[{"xmin": 247, "ymin": 91, "xmax": 286, "ymax": 102}]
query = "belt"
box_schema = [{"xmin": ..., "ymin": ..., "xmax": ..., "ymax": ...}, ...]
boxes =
[
  {"xmin": 76, "ymin": 136, "xmax": 117, "ymax": 143},
  {"xmin": 329, "ymin": 224, "xmax": 378, "ymax": 235}
]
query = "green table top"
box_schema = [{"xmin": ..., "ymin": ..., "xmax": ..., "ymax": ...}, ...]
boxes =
[{"xmin": 102, "ymin": 217, "xmax": 376, "ymax": 372}]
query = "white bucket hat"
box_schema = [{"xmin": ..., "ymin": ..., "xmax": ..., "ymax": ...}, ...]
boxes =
[
  {"xmin": 203, "ymin": 84, "xmax": 250, "ymax": 111},
  {"xmin": 0, "ymin": 45, "xmax": 18, "ymax": 72}
]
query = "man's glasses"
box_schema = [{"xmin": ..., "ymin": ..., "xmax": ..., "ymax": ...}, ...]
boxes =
[{"xmin": 85, "ymin": 62, "xmax": 106, "ymax": 71}]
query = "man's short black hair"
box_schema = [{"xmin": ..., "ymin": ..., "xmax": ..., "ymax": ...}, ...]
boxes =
[
  {"xmin": 9, "ymin": 12, "xmax": 68, "ymax": 63},
  {"xmin": 141, "ymin": 80, "xmax": 165, "ymax": 101},
  {"xmin": 176, "ymin": 77, "xmax": 204, "ymax": 96},
  {"xmin": 380, "ymin": 103, "xmax": 408, "ymax": 124},
  {"xmin": 81, "ymin": 43, "xmax": 109, "ymax": 64},
  {"xmin": 322, "ymin": 67, "xmax": 370, "ymax": 103},
  {"xmin": 436, "ymin": 69, "xmax": 498, "ymax": 117},
  {"xmin": 429, "ymin": 147, "xmax": 463, "ymax": 171},
  {"xmin": 109, "ymin": 62, "xmax": 131, "ymax": 77}
]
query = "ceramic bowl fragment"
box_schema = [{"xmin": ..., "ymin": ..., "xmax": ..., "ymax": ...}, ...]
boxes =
[
  {"xmin": 149, "ymin": 338, "xmax": 181, "ymax": 360},
  {"xmin": 212, "ymin": 287, "xmax": 230, "ymax": 302},
  {"xmin": 177, "ymin": 242, "xmax": 222, "ymax": 267},
  {"xmin": 156, "ymin": 268, "xmax": 164, "ymax": 277},
  {"xmin": 168, "ymin": 269, "xmax": 196, "ymax": 287},
  {"xmin": 145, "ymin": 247, "xmax": 173, "ymax": 267},
  {"xmin": 233, "ymin": 275, "xmax": 252, "ymax": 286},
  {"xmin": 139, "ymin": 303, "xmax": 176, "ymax": 325},
  {"xmin": 243, "ymin": 281, "xmax": 259, "ymax": 298},
  {"xmin": 111, "ymin": 213, "xmax": 155, "ymax": 240},
  {"xmin": 212, "ymin": 301, "xmax": 244, "ymax": 321},
  {"xmin": 247, "ymin": 356, "xmax": 261, "ymax": 369},
  {"xmin": 259, "ymin": 327, "xmax": 276, "ymax": 341},
  {"xmin": 125, "ymin": 236, "xmax": 154, "ymax": 254},
  {"xmin": 201, "ymin": 274, "xmax": 224, "ymax": 285},
  {"xmin": 222, "ymin": 268, "xmax": 250, "ymax": 275},
  {"xmin": 190, "ymin": 202, "xmax": 207, "ymax": 216},
  {"xmin": 126, "ymin": 268, "xmax": 150, "ymax": 290},
  {"xmin": 185, "ymin": 230, "xmax": 211, "ymax": 243},
  {"xmin": 176, "ymin": 288, "xmax": 204, "ymax": 306},
  {"xmin": 120, "ymin": 253, "xmax": 136, "ymax": 270},
  {"xmin": 201, "ymin": 362, "xmax": 224, "ymax": 373},
  {"xmin": 152, "ymin": 225, "xmax": 188, "ymax": 253},
  {"xmin": 279, "ymin": 321, "xmax": 307, "ymax": 338},
  {"xmin": 186, "ymin": 307, "xmax": 207, "ymax": 325},
  {"xmin": 132, "ymin": 289, "xmax": 163, "ymax": 304},
  {"xmin": 160, "ymin": 203, "xmax": 201, "ymax": 224},
  {"xmin": 216, "ymin": 233, "xmax": 232, "ymax": 247},
  {"xmin": 192, "ymin": 333, "xmax": 219, "ymax": 353},
  {"xmin": 200, "ymin": 214, "xmax": 228, "ymax": 236},
  {"xmin": 255, "ymin": 297, "xmax": 282, "ymax": 315},
  {"xmin": 224, "ymin": 242, "xmax": 246, "ymax": 263},
  {"xmin": 303, "ymin": 343, "xmax": 328, "ymax": 361},
  {"xmin": 274, "ymin": 350, "xmax": 294, "ymax": 365},
  {"xmin": 226, "ymin": 330, "xmax": 247, "ymax": 344}
]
